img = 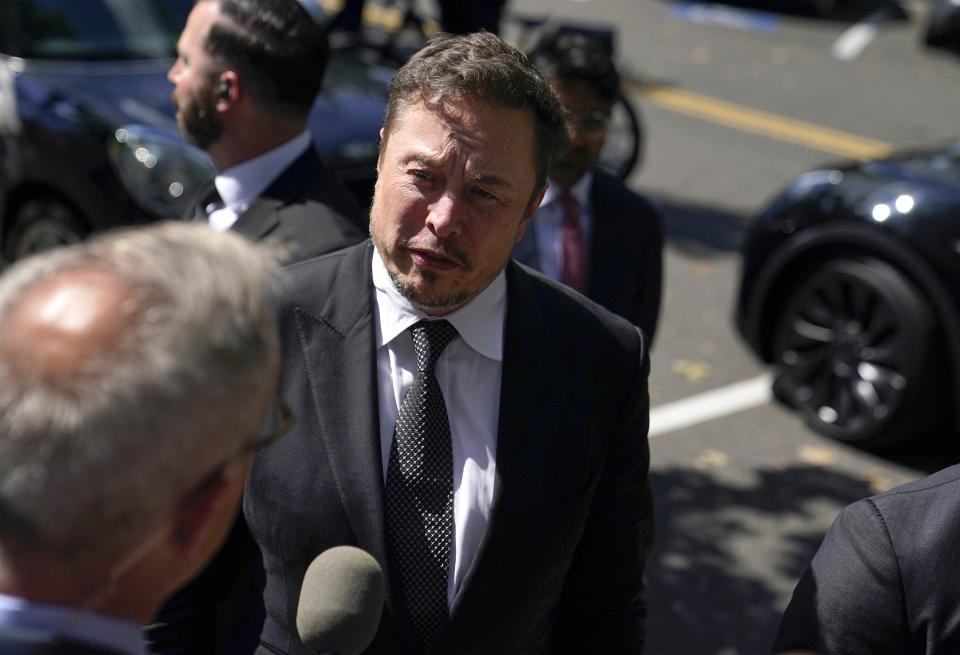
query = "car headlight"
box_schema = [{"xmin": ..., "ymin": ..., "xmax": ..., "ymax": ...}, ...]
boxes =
[
  {"xmin": 861, "ymin": 185, "xmax": 919, "ymax": 224},
  {"xmin": 107, "ymin": 125, "xmax": 216, "ymax": 218}
]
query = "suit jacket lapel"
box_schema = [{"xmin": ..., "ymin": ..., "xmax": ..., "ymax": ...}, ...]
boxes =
[
  {"xmin": 230, "ymin": 148, "xmax": 322, "ymax": 241},
  {"xmin": 292, "ymin": 243, "xmax": 388, "ymax": 567},
  {"xmin": 447, "ymin": 261, "xmax": 558, "ymax": 621}
]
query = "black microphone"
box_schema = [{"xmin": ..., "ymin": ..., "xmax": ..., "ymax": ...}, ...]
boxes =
[{"xmin": 296, "ymin": 546, "xmax": 385, "ymax": 655}]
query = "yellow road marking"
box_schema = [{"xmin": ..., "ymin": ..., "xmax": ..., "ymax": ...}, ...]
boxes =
[
  {"xmin": 318, "ymin": 0, "xmax": 891, "ymax": 161},
  {"xmin": 630, "ymin": 82, "xmax": 893, "ymax": 160}
]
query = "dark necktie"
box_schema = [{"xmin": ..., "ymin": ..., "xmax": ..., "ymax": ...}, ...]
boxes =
[
  {"xmin": 558, "ymin": 192, "xmax": 587, "ymax": 292},
  {"xmin": 385, "ymin": 319, "xmax": 458, "ymax": 648}
]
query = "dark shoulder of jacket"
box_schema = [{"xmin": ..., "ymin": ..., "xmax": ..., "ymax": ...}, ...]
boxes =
[
  {"xmin": 510, "ymin": 260, "xmax": 645, "ymax": 355},
  {"xmin": 276, "ymin": 240, "xmax": 371, "ymax": 307}
]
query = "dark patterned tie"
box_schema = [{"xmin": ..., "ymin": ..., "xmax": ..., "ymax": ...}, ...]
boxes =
[
  {"xmin": 558, "ymin": 192, "xmax": 587, "ymax": 292},
  {"xmin": 385, "ymin": 319, "xmax": 458, "ymax": 648}
]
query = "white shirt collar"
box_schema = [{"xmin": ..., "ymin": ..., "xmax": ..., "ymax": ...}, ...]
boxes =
[
  {"xmin": 541, "ymin": 170, "xmax": 594, "ymax": 209},
  {"xmin": 371, "ymin": 247, "xmax": 506, "ymax": 362},
  {"xmin": 0, "ymin": 592, "xmax": 145, "ymax": 654},
  {"xmin": 213, "ymin": 131, "xmax": 312, "ymax": 211}
]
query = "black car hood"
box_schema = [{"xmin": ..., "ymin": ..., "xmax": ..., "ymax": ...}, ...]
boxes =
[
  {"xmin": 849, "ymin": 140, "xmax": 960, "ymax": 190},
  {"xmin": 15, "ymin": 58, "xmax": 179, "ymax": 134}
]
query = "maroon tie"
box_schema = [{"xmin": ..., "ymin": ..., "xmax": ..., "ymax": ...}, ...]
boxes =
[{"xmin": 558, "ymin": 192, "xmax": 587, "ymax": 292}]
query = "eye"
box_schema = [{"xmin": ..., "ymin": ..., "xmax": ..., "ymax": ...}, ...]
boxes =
[{"xmin": 474, "ymin": 187, "xmax": 498, "ymax": 202}]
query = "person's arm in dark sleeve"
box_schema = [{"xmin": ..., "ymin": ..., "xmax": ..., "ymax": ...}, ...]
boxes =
[
  {"xmin": 633, "ymin": 201, "xmax": 664, "ymax": 347},
  {"xmin": 145, "ymin": 513, "xmax": 258, "ymax": 654},
  {"xmin": 554, "ymin": 328, "xmax": 655, "ymax": 654},
  {"xmin": 771, "ymin": 498, "xmax": 907, "ymax": 655}
]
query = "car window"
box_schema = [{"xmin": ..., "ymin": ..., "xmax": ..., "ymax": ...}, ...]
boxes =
[{"xmin": 0, "ymin": 0, "xmax": 192, "ymax": 60}]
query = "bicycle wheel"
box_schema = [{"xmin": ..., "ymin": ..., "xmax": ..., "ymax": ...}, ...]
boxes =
[{"xmin": 597, "ymin": 91, "xmax": 643, "ymax": 181}]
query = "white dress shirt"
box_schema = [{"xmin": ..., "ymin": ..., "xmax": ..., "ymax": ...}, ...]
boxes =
[
  {"xmin": 206, "ymin": 131, "xmax": 312, "ymax": 231},
  {"xmin": 532, "ymin": 171, "xmax": 594, "ymax": 281},
  {"xmin": 372, "ymin": 248, "xmax": 503, "ymax": 607},
  {"xmin": 0, "ymin": 592, "xmax": 146, "ymax": 654}
]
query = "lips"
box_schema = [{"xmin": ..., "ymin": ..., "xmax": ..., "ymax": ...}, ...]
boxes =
[{"xmin": 408, "ymin": 247, "xmax": 460, "ymax": 271}]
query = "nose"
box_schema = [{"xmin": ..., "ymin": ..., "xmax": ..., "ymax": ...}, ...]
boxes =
[
  {"xmin": 425, "ymin": 192, "xmax": 462, "ymax": 238},
  {"xmin": 167, "ymin": 60, "xmax": 180, "ymax": 84}
]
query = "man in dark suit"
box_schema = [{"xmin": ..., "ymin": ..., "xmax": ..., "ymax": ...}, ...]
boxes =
[
  {"xmin": 0, "ymin": 223, "xmax": 284, "ymax": 654},
  {"xmin": 514, "ymin": 31, "xmax": 664, "ymax": 343},
  {"xmin": 169, "ymin": 0, "xmax": 366, "ymax": 262},
  {"xmin": 772, "ymin": 463, "xmax": 960, "ymax": 654},
  {"xmin": 151, "ymin": 31, "xmax": 654, "ymax": 655}
]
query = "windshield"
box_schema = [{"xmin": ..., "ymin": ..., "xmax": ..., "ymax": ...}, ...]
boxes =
[{"xmin": 0, "ymin": 0, "xmax": 193, "ymax": 60}]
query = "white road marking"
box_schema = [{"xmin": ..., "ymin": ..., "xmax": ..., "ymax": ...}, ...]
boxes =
[
  {"xmin": 831, "ymin": 21, "xmax": 879, "ymax": 61},
  {"xmin": 649, "ymin": 373, "xmax": 775, "ymax": 437}
]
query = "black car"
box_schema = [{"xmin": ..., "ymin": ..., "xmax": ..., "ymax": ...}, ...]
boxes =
[
  {"xmin": 0, "ymin": 0, "xmax": 388, "ymax": 262},
  {"xmin": 736, "ymin": 140, "xmax": 960, "ymax": 449}
]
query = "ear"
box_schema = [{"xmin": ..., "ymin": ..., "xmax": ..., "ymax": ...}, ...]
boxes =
[
  {"xmin": 515, "ymin": 183, "xmax": 548, "ymax": 244},
  {"xmin": 169, "ymin": 461, "xmax": 246, "ymax": 552},
  {"xmin": 215, "ymin": 70, "xmax": 240, "ymax": 111}
]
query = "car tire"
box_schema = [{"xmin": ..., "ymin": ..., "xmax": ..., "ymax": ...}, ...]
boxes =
[
  {"xmin": 771, "ymin": 257, "xmax": 946, "ymax": 449},
  {"xmin": 4, "ymin": 197, "xmax": 87, "ymax": 261}
]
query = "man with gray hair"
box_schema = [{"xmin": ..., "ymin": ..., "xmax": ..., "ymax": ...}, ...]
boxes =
[{"xmin": 0, "ymin": 222, "xmax": 284, "ymax": 654}]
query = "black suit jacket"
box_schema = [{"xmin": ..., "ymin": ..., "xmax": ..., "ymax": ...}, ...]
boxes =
[
  {"xmin": 187, "ymin": 147, "xmax": 367, "ymax": 263},
  {"xmin": 772, "ymin": 462, "xmax": 960, "ymax": 654},
  {"xmin": 513, "ymin": 169, "xmax": 664, "ymax": 344},
  {"xmin": 151, "ymin": 240, "xmax": 654, "ymax": 655}
]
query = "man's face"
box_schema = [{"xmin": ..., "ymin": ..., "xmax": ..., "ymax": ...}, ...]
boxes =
[
  {"xmin": 549, "ymin": 78, "xmax": 613, "ymax": 190},
  {"xmin": 168, "ymin": 1, "xmax": 223, "ymax": 149},
  {"xmin": 370, "ymin": 97, "xmax": 544, "ymax": 316}
]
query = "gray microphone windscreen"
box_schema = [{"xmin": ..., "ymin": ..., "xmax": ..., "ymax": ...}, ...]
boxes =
[{"xmin": 296, "ymin": 545, "xmax": 385, "ymax": 655}]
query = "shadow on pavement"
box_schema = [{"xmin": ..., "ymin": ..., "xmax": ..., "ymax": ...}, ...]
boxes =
[
  {"xmin": 651, "ymin": 194, "xmax": 747, "ymax": 256},
  {"xmin": 645, "ymin": 464, "xmax": 876, "ymax": 655}
]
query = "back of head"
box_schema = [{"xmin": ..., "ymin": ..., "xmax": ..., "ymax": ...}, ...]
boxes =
[
  {"xmin": 0, "ymin": 222, "xmax": 281, "ymax": 561},
  {"xmin": 382, "ymin": 31, "xmax": 570, "ymax": 192},
  {"xmin": 202, "ymin": 0, "xmax": 329, "ymax": 118},
  {"xmin": 528, "ymin": 30, "xmax": 621, "ymax": 103}
]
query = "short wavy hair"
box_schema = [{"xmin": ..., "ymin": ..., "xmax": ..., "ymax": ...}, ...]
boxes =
[
  {"xmin": 200, "ymin": 0, "xmax": 328, "ymax": 118},
  {"xmin": 382, "ymin": 31, "xmax": 570, "ymax": 195}
]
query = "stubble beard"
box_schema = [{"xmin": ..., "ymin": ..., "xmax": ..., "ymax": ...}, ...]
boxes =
[{"xmin": 176, "ymin": 86, "xmax": 222, "ymax": 151}]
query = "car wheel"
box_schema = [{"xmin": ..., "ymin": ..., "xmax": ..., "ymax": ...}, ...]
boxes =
[
  {"xmin": 4, "ymin": 198, "xmax": 87, "ymax": 261},
  {"xmin": 771, "ymin": 257, "xmax": 945, "ymax": 449}
]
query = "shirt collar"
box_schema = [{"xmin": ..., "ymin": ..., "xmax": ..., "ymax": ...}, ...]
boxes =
[
  {"xmin": 371, "ymin": 247, "xmax": 506, "ymax": 362},
  {"xmin": 0, "ymin": 592, "xmax": 145, "ymax": 654},
  {"xmin": 214, "ymin": 131, "xmax": 311, "ymax": 210},
  {"xmin": 540, "ymin": 170, "xmax": 594, "ymax": 209}
]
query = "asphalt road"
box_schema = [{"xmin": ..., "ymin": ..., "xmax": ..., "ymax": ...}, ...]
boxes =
[{"xmin": 495, "ymin": 1, "xmax": 960, "ymax": 653}]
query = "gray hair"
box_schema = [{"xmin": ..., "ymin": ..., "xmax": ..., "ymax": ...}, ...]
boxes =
[
  {"xmin": 382, "ymin": 31, "xmax": 570, "ymax": 195},
  {"xmin": 0, "ymin": 222, "xmax": 281, "ymax": 558}
]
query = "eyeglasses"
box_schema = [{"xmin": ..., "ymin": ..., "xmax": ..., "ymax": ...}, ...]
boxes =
[
  {"xmin": 186, "ymin": 393, "xmax": 292, "ymax": 501},
  {"xmin": 569, "ymin": 110, "xmax": 610, "ymax": 134}
]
